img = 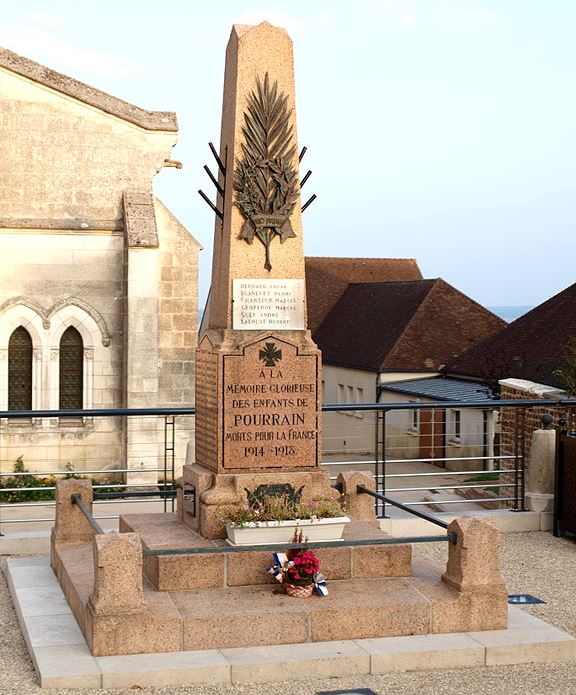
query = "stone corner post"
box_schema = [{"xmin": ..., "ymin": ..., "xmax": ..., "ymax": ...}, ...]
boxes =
[
  {"xmin": 88, "ymin": 531, "xmax": 146, "ymax": 616},
  {"xmin": 442, "ymin": 516, "xmax": 507, "ymax": 593},
  {"xmin": 337, "ymin": 470, "xmax": 377, "ymax": 526},
  {"xmin": 526, "ymin": 428, "xmax": 556, "ymax": 513},
  {"xmin": 52, "ymin": 479, "xmax": 95, "ymax": 543}
]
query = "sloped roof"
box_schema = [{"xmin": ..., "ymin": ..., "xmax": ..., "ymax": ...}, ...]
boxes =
[
  {"xmin": 448, "ymin": 283, "xmax": 576, "ymax": 389},
  {"xmin": 0, "ymin": 47, "xmax": 177, "ymax": 131},
  {"xmin": 305, "ymin": 257, "xmax": 422, "ymax": 334},
  {"xmin": 315, "ymin": 278, "xmax": 506, "ymax": 372},
  {"xmin": 380, "ymin": 377, "xmax": 497, "ymax": 402}
]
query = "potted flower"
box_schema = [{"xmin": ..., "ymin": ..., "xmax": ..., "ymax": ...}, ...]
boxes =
[
  {"xmin": 221, "ymin": 486, "xmax": 349, "ymax": 546},
  {"xmin": 283, "ymin": 549, "xmax": 321, "ymax": 597}
]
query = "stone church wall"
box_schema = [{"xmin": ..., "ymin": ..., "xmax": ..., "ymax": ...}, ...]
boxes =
[{"xmin": 0, "ymin": 49, "xmax": 200, "ymax": 480}]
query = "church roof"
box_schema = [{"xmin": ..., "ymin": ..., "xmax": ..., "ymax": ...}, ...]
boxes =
[
  {"xmin": 0, "ymin": 47, "xmax": 177, "ymax": 131},
  {"xmin": 314, "ymin": 278, "xmax": 505, "ymax": 372},
  {"xmin": 448, "ymin": 282, "xmax": 576, "ymax": 389}
]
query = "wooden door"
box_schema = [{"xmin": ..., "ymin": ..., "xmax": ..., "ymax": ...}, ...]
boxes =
[{"xmin": 419, "ymin": 409, "xmax": 446, "ymax": 466}]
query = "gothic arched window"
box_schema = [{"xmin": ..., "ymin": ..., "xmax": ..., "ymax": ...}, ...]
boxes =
[
  {"xmin": 8, "ymin": 326, "xmax": 33, "ymax": 410},
  {"xmin": 59, "ymin": 327, "xmax": 83, "ymax": 410}
]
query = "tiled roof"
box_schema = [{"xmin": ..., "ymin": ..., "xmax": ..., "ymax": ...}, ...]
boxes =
[
  {"xmin": 314, "ymin": 278, "xmax": 505, "ymax": 371},
  {"xmin": 380, "ymin": 377, "xmax": 497, "ymax": 402},
  {"xmin": 448, "ymin": 283, "xmax": 576, "ymax": 389},
  {"xmin": 305, "ymin": 257, "xmax": 422, "ymax": 334}
]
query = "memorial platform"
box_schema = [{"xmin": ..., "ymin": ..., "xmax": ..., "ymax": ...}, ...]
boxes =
[
  {"xmin": 10, "ymin": 554, "xmax": 576, "ymax": 688},
  {"xmin": 50, "ymin": 507, "xmax": 507, "ymax": 657}
]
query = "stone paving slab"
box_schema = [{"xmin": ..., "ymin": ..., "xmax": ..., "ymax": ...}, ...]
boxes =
[{"xmin": 6, "ymin": 556, "xmax": 576, "ymax": 689}]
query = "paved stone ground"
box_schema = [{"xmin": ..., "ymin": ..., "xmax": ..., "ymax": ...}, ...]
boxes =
[{"xmin": 1, "ymin": 531, "xmax": 576, "ymax": 694}]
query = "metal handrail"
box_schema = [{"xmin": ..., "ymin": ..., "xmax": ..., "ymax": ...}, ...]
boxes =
[
  {"xmin": 70, "ymin": 493, "xmax": 104, "ymax": 534},
  {"xmin": 0, "ymin": 406, "xmax": 196, "ymax": 419},
  {"xmin": 323, "ymin": 398, "xmax": 576, "ymax": 412},
  {"xmin": 0, "ymin": 397, "xmax": 574, "ymax": 420},
  {"xmin": 143, "ymin": 534, "xmax": 451, "ymax": 556},
  {"xmin": 356, "ymin": 485, "xmax": 457, "ymax": 542}
]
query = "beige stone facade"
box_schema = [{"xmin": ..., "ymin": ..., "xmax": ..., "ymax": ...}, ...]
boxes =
[{"xmin": 0, "ymin": 48, "xmax": 200, "ymax": 479}]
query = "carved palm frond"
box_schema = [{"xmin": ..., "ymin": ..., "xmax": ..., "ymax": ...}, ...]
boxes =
[{"xmin": 234, "ymin": 73, "xmax": 299, "ymax": 269}]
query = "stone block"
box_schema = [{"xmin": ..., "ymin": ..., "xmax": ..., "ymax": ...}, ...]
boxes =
[
  {"xmin": 226, "ymin": 550, "xmax": 278, "ymax": 586},
  {"xmin": 33, "ymin": 644, "xmax": 101, "ymax": 689},
  {"xmin": 337, "ymin": 470, "xmax": 377, "ymax": 525},
  {"xmin": 222, "ymin": 640, "xmax": 370, "ymax": 683},
  {"xmin": 352, "ymin": 543, "xmax": 412, "ymax": 578},
  {"xmin": 149, "ymin": 553, "xmax": 225, "ymax": 591},
  {"xmin": 171, "ymin": 586, "xmax": 310, "ymax": 650},
  {"xmin": 468, "ymin": 625, "xmax": 576, "ymax": 665},
  {"xmin": 363, "ymin": 633, "xmax": 485, "ymax": 673},
  {"xmin": 88, "ymin": 532, "xmax": 146, "ymax": 616},
  {"xmin": 25, "ymin": 613, "xmax": 86, "ymax": 648},
  {"xmin": 98, "ymin": 650, "xmax": 230, "ymax": 688},
  {"xmin": 52, "ymin": 479, "xmax": 95, "ymax": 543},
  {"xmin": 310, "ymin": 580, "xmax": 430, "ymax": 642},
  {"xmin": 442, "ymin": 516, "xmax": 507, "ymax": 593},
  {"xmin": 86, "ymin": 597, "xmax": 183, "ymax": 656}
]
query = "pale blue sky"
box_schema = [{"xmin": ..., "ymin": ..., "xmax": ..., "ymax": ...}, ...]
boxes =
[{"xmin": 2, "ymin": 1, "xmax": 574, "ymax": 309}]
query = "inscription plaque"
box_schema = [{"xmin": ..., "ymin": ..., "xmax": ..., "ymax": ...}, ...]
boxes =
[
  {"xmin": 232, "ymin": 279, "xmax": 305, "ymax": 330},
  {"xmin": 222, "ymin": 336, "xmax": 319, "ymax": 470}
]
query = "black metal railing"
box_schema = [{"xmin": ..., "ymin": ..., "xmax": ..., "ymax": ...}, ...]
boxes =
[
  {"xmin": 356, "ymin": 485, "xmax": 456, "ymax": 543},
  {"xmin": 71, "ymin": 493, "xmax": 104, "ymax": 534},
  {"xmin": 1, "ymin": 398, "xmax": 575, "ymax": 533}
]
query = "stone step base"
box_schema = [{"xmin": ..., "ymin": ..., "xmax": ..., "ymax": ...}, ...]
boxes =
[
  {"xmin": 120, "ymin": 513, "xmax": 412, "ymax": 591},
  {"xmin": 51, "ymin": 538, "xmax": 507, "ymax": 657},
  {"xmin": 8, "ymin": 556, "xmax": 576, "ymax": 688}
]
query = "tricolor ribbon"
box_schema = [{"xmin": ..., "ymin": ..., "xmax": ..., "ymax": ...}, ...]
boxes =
[
  {"xmin": 313, "ymin": 572, "xmax": 328, "ymax": 597},
  {"xmin": 266, "ymin": 552, "xmax": 289, "ymax": 583}
]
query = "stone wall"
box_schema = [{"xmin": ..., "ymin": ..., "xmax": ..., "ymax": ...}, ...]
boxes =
[
  {"xmin": 0, "ymin": 65, "xmax": 176, "ymax": 227},
  {"xmin": 156, "ymin": 199, "xmax": 201, "ymax": 474},
  {"xmin": 0, "ymin": 51, "xmax": 200, "ymax": 479},
  {"xmin": 0, "ymin": 231, "xmax": 124, "ymax": 474}
]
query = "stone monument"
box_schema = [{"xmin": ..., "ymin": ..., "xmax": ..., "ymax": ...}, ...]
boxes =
[
  {"xmin": 180, "ymin": 22, "xmax": 335, "ymax": 538},
  {"xmin": 46, "ymin": 23, "xmax": 509, "ymax": 663}
]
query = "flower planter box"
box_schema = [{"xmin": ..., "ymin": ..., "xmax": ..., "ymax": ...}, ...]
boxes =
[{"xmin": 225, "ymin": 516, "xmax": 351, "ymax": 546}]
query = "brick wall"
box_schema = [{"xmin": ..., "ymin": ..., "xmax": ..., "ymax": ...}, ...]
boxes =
[{"xmin": 499, "ymin": 379, "xmax": 570, "ymax": 469}]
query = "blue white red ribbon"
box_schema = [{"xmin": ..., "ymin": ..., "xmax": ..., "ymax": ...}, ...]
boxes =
[
  {"xmin": 313, "ymin": 572, "xmax": 328, "ymax": 597},
  {"xmin": 266, "ymin": 552, "xmax": 289, "ymax": 583}
]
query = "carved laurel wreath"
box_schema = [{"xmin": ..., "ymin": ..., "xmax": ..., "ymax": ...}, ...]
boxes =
[{"xmin": 234, "ymin": 73, "xmax": 299, "ymax": 271}]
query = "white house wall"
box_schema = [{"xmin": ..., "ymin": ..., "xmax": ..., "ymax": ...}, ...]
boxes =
[{"xmin": 321, "ymin": 364, "xmax": 378, "ymax": 459}]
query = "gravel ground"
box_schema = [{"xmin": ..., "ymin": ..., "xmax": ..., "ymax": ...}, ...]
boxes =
[{"xmin": 2, "ymin": 531, "xmax": 576, "ymax": 695}]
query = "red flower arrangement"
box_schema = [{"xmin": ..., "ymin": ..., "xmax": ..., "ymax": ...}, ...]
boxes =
[{"xmin": 284, "ymin": 550, "xmax": 321, "ymax": 587}]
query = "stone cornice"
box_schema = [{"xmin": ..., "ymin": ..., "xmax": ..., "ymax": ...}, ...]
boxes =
[{"xmin": 0, "ymin": 47, "xmax": 178, "ymax": 132}]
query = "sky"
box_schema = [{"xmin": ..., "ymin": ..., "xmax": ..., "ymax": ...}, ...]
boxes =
[{"xmin": 2, "ymin": 1, "xmax": 575, "ymax": 310}]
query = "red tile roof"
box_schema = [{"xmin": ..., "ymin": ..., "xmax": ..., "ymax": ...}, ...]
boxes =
[
  {"xmin": 448, "ymin": 283, "xmax": 576, "ymax": 389},
  {"xmin": 305, "ymin": 257, "xmax": 422, "ymax": 334},
  {"xmin": 314, "ymin": 278, "xmax": 505, "ymax": 371}
]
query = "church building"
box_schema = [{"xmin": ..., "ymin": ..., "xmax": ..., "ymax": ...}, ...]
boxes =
[{"xmin": 0, "ymin": 48, "xmax": 200, "ymax": 478}]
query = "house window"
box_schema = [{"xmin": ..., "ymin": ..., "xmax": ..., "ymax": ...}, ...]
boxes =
[
  {"xmin": 409, "ymin": 402, "xmax": 419, "ymax": 432},
  {"xmin": 354, "ymin": 386, "xmax": 364, "ymax": 418},
  {"xmin": 450, "ymin": 409, "xmax": 461, "ymax": 441},
  {"xmin": 59, "ymin": 327, "xmax": 83, "ymax": 409},
  {"xmin": 337, "ymin": 383, "xmax": 345, "ymax": 404},
  {"xmin": 8, "ymin": 327, "xmax": 33, "ymax": 410}
]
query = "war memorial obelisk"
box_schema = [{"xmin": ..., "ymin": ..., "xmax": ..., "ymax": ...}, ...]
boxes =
[{"xmin": 181, "ymin": 22, "xmax": 335, "ymax": 538}]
